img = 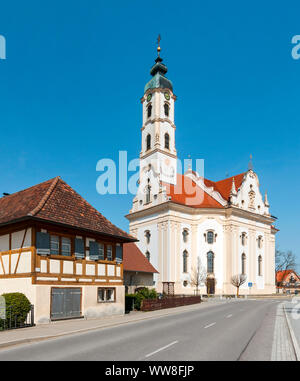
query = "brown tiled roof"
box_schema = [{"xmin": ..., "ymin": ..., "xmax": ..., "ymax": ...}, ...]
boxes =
[
  {"xmin": 123, "ymin": 242, "xmax": 158, "ymax": 273},
  {"xmin": 0, "ymin": 177, "xmax": 135, "ymax": 241}
]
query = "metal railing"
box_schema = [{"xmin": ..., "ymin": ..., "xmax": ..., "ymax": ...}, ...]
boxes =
[{"xmin": 0, "ymin": 305, "xmax": 34, "ymax": 331}]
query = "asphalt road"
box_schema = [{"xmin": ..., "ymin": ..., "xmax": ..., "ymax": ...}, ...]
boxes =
[{"xmin": 0, "ymin": 299, "xmax": 284, "ymax": 361}]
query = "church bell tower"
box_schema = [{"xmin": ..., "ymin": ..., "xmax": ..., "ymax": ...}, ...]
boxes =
[{"xmin": 136, "ymin": 37, "xmax": 177, "ymax": 209}]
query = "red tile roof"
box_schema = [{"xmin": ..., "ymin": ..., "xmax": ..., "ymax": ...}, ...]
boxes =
[
  {"xmin": 123, "ymin": 242, "xmax": 158, "ymax": 273},
  {"xmin": 0, "ymin": 177, "xmax": 134, "ymax": 241},
  {"xmin": 164, "ymin": 173, "xmax": 246, "ymax": 209},
  {"xmin": 276, "ymin": 270, "xmax": 299, "ymax": 283}
]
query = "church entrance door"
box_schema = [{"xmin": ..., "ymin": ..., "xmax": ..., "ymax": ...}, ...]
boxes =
[{"xmin": 206, "ymin": 278, "xmax": 215, "ymax": 295}]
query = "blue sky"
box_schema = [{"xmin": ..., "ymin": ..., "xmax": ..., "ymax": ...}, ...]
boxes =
[{"xmin": 0, "ymin": 1, "xmax": 299, "ymax": 269}]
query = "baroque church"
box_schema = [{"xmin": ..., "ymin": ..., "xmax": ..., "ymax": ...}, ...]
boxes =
[{"xmin": 126, "ymin": 43, "xmax": 277, "ymax": 295}]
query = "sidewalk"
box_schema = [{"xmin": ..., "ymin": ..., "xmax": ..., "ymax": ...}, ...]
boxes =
[
  {"xmin": 271, "ymin": 303, "xmax": 297, "ymax": 361},
  {"xmin": 0, "ymin": 301, "xmax": 222, "ymax": 349}
]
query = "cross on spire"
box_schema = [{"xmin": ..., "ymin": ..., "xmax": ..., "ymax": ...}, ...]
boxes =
[{"xmin": 157, "ymin": 34, "xmax": 161, "ymax": 56}]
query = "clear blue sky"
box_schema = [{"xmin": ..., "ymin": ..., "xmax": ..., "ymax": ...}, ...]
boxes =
[{"xmin": 0, "ymin": 1, "xmax": 299, "ymax": 269}]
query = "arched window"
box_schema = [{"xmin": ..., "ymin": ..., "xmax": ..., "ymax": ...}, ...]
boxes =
[
  {"xmin": 258, "ymin": 255, "xmax": 262, "ymax": 276},
  {"xmin": 145, "ymin": 230, "xmax": 151, "ymax": 244},
  {"xmin": 207, "ymin": 251, "xmax": 214, "ymax": 273},
  {"xmin": 146, "ymin": 134, "xmax": 151, "ymax": 151},
  {"xmin": 183, "ymin": 250, "xmax": 188, "ymax": 273},
  {"xmin": 182, "ymin": 229, "xmax": 189, "ymax": 243},
  {"xmin": 145, "ymin": 251, "xmax": 150, "ymax": 262},
  {"xmin": 147, "ymin": 104, "xmax": 152, "ymax": 118},
  {"xmin": 207, "ymin": 231, "xmax": 214, "ymax": 244},
  {"xmin": 258, "ymin": 235, "xmax": 263, "ymax": 249},
  {"xmin": 164, "ymin": 103, "xmax": 169, "ymax": 117},
  {"xmin": 164, "ymin": 133, "xmax": 170, "ymax": 149},
  {"xmin": 241, "ymin": 253, "xmax": 246, "ymax": 275},
  {"xmin": 241, "ymin": 232, "xmax": 246, "ymax": 246}
]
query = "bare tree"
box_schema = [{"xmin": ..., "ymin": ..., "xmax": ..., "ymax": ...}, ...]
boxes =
[
  {"xmin": 231, "ymin": 274, "xmax": 247, "ymax": 297},
  {"xmin": 190, "ymin": 257, "xmax": 207, "ymax": 295},
  {"xmin": 275, "ymin": 248, "xmax": 296, "ymax": 273},
  {"xmin": 275, "ymin": 248, "xmax": 297, "ymax": 288}
]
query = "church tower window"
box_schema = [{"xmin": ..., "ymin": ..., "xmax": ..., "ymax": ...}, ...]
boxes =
[
  {"xmin": 164, "ymin": 133, "xmax": 170, "ymax": 149},
  {"xmin": 164, "ymin": 103, "xmax": 169, "ymax": 117},
  {"xmin": 147, "ymin": 104, "xmax": 152, "ymax": 118},
  {"xmin": 146, "ymin": 184, "xmax": 151, "ymax": 204},
  {"xmin": 145, "ymin": 230, "xmax": 151, "ymax": 244},
  {"xmin": 241, "ymin": 232, "xmax": 247, "ymax": 246},
  {"xmin": 146, "ymin": 134, "xmax": 151, "ymax": 151},
  {"xmin": 207, "ymin": 251, "xmax": 214, "ymax": 273}
]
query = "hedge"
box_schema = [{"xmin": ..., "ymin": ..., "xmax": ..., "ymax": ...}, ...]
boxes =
[
  {"xmin": 0, "ymin": 293, "xmax": 32, "ymax": 329},
  {"xmin": 125, "ymin": 288, "xmax": 158, "ymax": 312}
]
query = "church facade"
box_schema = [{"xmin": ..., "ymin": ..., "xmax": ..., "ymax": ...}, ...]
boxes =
[{"xmin": 126, "ymin": 47, "xmax": 277, "ymax": 296}]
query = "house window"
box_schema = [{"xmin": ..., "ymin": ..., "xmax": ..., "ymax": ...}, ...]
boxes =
[
  {"xmin": 61, "ymin": 237, "xmax": 71, "ymax": 256},
  {"xmin": 241, "ymin": 253, "xmax": 246, "ymax": 275},
  {"xmin": 50, "ymin": 235, "xmax": 60, "ymax": 255},
  {"xmin": 145, "ymin": 251, "xmax": 150, "ymax": 261},
  {"xmin": 207, "ymin": 231, "xmax": 214, "ymax": 244},
  {"xmin": 107, "ymin": 245, "xmax": 113, "ymax": 261},
  {"xmin": 147, "ymin": 104, "xmax": 152, "ymax": 118},
  {"xmin": 98, "ymin": 243, "xmax": 104, "ymax": 260},
  {"xmin": 146, "ymin": 134, "xmax": 151, "ymax": 151},
  {"xmin": 183, "ymin": 250, "xmax": 188, "ymax": 273},
  {"xmin": 97, "ymin": 288, "xmax": 115, "ymax": 303},
  {"xmin": 258, "ymin": 255, "xmax": 262, "ymax": 276},
  {"xmin": 164, "ymin": 133, "xmax": 170, "ymax": 149},
  {"xmin": 164, "ymin": 103, "xmax": 169, "ymax": 117},
  {"xmin": 241, "ymin": 232, "xmax": 246, "ymax": 246},
  {"xmin": 145, "ymin": 230, "xmax": 151, "ymax": 244},
  {"xmin": 182, "ymin": 229, "xmax": 189, "ymax": 243},
  {"xmin": 207, "ymin": 251, "xmax": 214, "ymax": 273}
]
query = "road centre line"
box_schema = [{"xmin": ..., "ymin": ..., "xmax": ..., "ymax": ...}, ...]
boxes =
[
  {"xmin": 204, "ymin": 322, "xmax": 216, "ymax": 329},
  {"xmin": 145, "ymin": 341, "xmax": 179, "ymax": 358}
]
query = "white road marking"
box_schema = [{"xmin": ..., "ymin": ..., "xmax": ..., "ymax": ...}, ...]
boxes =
[
  {"xmin": 145, "ymin": 341, "xmax": 178, "ymax": 358},
  {"xmin": 204, "ymin": 322, "xmax": 216, "ymax": 329},
  {"xmin": 226, "ymin": 314, "xmax": 233, "ymax": 318}
]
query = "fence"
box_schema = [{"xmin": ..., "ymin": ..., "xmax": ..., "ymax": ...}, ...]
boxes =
[
  {"xmin": 140, "ymin": 295, "xmax": 201, "ymax": 311},
  {"xmin": 0, "ymin": 305, "xmax": 35, "ymax": 331}
]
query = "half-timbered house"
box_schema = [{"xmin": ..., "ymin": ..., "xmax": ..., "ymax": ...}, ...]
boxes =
[{"xmin": 0, "ymin": 176, "xmax": 135, "ymax": 323}]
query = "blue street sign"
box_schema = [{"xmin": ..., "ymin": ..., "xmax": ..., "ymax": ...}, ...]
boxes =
[{"xmin": 248, "ymin": 282, "xmax": 253, "ymax": 287}]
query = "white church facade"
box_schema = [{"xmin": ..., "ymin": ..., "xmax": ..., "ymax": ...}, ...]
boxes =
[{"xmin": 126, "ymin": 45, "xmax": 277, "ymax": 296}]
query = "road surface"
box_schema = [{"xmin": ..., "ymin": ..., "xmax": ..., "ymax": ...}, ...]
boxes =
[{"xmin": 0, "ymin": 299, "xmax": 289, "ymax": 361}]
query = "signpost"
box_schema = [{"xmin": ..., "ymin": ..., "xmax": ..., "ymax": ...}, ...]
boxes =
[{"xmin": 248, "ymin": 282, "xmax": 253, "ymax": 297}]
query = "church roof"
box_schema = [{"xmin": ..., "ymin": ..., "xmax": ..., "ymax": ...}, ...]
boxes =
[
  {"xmin": 0, "ymin": 177, "xmax": 135, "ymax": 241},
  {"xmin": 164, "ymin": 172, "xmax": 246, "ymax": 209},
  {"xmin": 144, "ymin": 56, "xmax": 173, "ymax": 93}
]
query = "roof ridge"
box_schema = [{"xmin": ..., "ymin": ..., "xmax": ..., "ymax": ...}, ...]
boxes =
[{"xmin": 28, "ymin": 176, "xmax": 60, "ymax": 217}]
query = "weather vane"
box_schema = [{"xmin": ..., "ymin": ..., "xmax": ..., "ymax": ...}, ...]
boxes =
[{"xmin": 157, "ymin": 34, "xmax": 161, "ymax": 56}]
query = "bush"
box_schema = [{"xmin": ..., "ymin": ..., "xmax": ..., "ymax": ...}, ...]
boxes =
[
  {"xmin": 125, "ymin": 288, "xmax": 158, "ymax": 311},
  {"xmin": 0, "ymin": 293, "xmax": 31, "ymax": 329}
]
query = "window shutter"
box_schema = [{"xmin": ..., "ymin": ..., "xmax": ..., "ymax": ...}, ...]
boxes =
[
  {"xmin": 116, "ymin": 245, "xmax": 123, "ymax": 264},
  {"xmin": 89, "ymin": 241, "xmax": 99, "ymax": 260},
  {"xmin": 36, "ymin": 232, "xmax": 50, "ymax": 256},
  {"xmin": 75, "ymin": 238, "xmax": 85, "ymax": 259}
]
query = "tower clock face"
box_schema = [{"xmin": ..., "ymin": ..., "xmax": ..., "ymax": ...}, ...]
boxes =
[
  {"xmin": 164, "ymin": 92, "xmax": 170, "ymax": 101},
  {"xmin": 147, "ymin": 93, "xmax": 152, "ymax": 102}
]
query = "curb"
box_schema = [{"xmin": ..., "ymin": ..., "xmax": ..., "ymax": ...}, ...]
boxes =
[{"xmin": 283, "ymin": 304, "xmax": 300, "ymax": 361}]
